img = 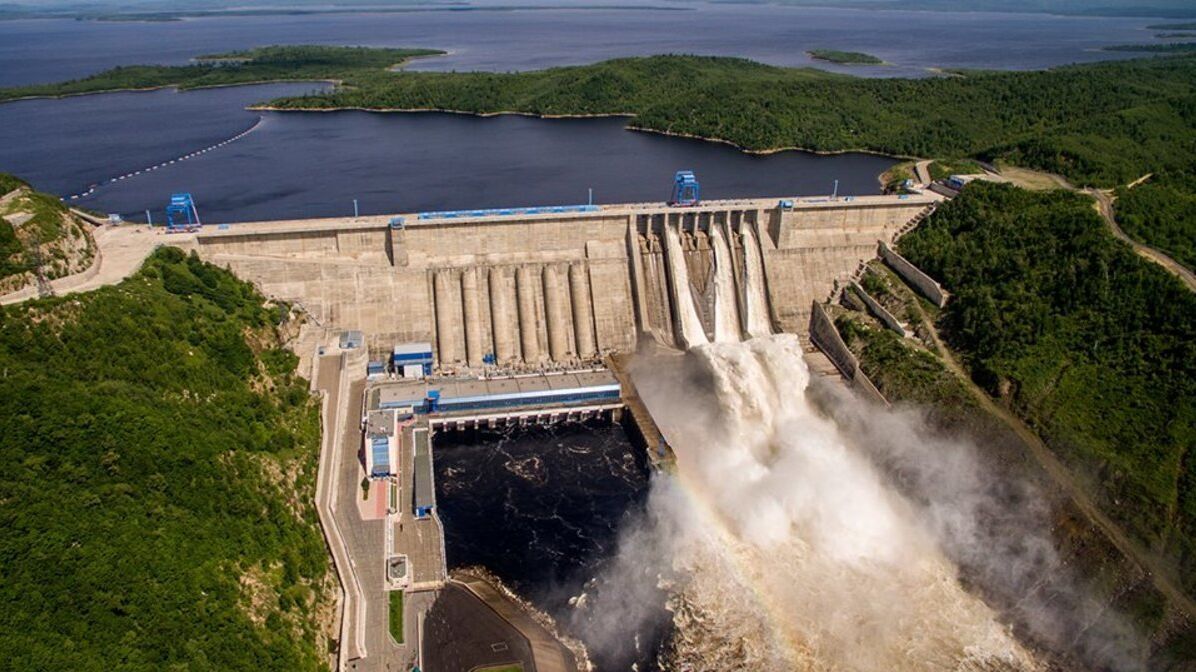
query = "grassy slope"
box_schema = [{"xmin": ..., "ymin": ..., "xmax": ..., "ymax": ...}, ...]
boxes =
[
  {"xmin": 895, "ymin": 182, "xmax": 1196, "ymax": 594},
  {"xmin": 0, "ymin": 248, "xmax": 331, "ymax": 670},
  {"xmin": 0, "ymin": 173, "xmax": 96, "ymax": 288}
]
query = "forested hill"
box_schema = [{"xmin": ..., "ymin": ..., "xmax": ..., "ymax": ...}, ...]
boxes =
[
  {"xmin": 0, "ymin": 45, "xmax": 444, "ymax": 102},
  {"xmin": 6, "ymin": 47, "xmax": 1193, "ymax": 191},
  {"xmin": 0, "ymin": 248, "xmax": 333, "ymax": 670},
  {"xmin": 258, "ymin": 53, "xmax": 1196, "ymax": 188},
  {"xmin": 898, "ymin": 182, "xmax": 1196, "ymax": 597}
]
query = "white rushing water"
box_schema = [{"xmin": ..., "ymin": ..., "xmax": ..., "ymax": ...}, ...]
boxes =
[
  {"xmin": 710, "ymin": 223, "xmax": 741, "ymax": 343},
  {"xmin": 741, "ymin": 224, "xmax": 772, "ymax": 338},
  {"xmin": 663, "ymin": 222, "xmax": 710, "ymax": 349},
  {"xmin": 634, "ymin": 335, "xmax": 1041, "ymax": 671}
]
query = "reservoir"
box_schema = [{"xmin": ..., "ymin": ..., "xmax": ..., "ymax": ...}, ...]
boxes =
[
  {"xmin": 0, "ymin": 2, "xmax": 1161, "ymax": 86},
  {"xmin": 0, "ymin": 84, "xmax": 896, "ymax": 222}
]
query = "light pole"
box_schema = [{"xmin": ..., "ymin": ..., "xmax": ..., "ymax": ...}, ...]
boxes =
[
  {"xmin": 832, "ymin": 179, "xmax": 839, "ymax": 200},
  {"xmin": 353, "ymin": 199, "xmax": 359, "ymax": 218}
]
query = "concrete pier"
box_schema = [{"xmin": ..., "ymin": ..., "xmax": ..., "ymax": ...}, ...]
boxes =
[
  {"xmin": 569, "ymin": 263, "xmax": 597, "ymax": 359},
  {"xmin": 516, "ymin": 265, "xmax": 541, "ymax": 363},
  {"xmin": 489, "ymin": 266, "xmax": 517, "ymax": 365},
  {"xmin": 434, "ymin": 269, "xmax": 461, "ymax": 366},
  {"xmin": 461, "ymin": 267, "xmax": 484, "ymax": 367},
  {"xmin": 543, "ymin": 264, "xmax": 571, "ymax": 362}
]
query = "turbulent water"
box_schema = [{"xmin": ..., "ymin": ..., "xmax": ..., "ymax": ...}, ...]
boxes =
[
  {"xmin": 631, "ymin": 336, "xmax": 1043, "ymax": 671},
  {"xmin": 432, "ymin": 421, "xmax": 672, "ymax": 671},
  {"xmin": 436, "ymin": 221, "xmax": 1061, "ymax": 670}
]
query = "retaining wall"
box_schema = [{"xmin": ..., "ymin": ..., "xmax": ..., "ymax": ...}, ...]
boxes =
[
  {"xmin": 850, "ymin": 280, "xmax": 907, "ymax": 337},
  {"xmin": 807, "ymin": 301, "xmax": 889, "ymax": 407},
  {"xmin": 878, "ymin": 241, "xmax": 948, "ymax": 308}
]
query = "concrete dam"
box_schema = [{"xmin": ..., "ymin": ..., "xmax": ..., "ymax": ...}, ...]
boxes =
[{"xmin": 189, "ymin": 193, "xmax": 938, "ymax": 367}]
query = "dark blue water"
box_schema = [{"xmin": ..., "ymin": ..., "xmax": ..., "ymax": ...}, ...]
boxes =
[
  {"xmin": 0, "ymin": 2, "xmax": 1164, "ymax": 87},
  {"xmin": 434, "ymin": 421, "xmax": 668, "ymax": 671},
  {"xmin": 0, "ymin": 85, "xmax": 895, "ymax": 223}
]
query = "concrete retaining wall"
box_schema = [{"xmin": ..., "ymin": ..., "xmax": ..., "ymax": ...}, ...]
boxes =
[
  {"xmin": 808, "ymin": 301, "xmax": 889, "ymax": 407},
  {"xmin": 850, "ymin": 280, "xmax": 907, "ymax": 337},
  {"xmin": 879, "ymin": 241, "xmax": 948, "ymax": 308},
  {"xmin": 809, "ymin": 301, "xmax": 859, "ymax": 379}
]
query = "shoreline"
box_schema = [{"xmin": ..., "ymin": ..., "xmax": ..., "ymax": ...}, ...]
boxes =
[
  {"xmin": 805, "ymin": 50, "xmax": 890, "ymax": 66},
  {"xmin": 248, "ymin": 103, "xmax": 916, "ymax": 162},
  {"xmin": 0, "ymin": 77, "xmax": 343, "ymax": 105},
  {"xmin": 0, "ymin": 52, "xmax": 440, "ymax": 105}
]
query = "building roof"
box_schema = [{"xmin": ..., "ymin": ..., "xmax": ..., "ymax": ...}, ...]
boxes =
[
  {"xmin": 370, "ymin": 435, "xmax": 390, "ymax": 476},
  {"xmin": 371, "ymin": 370, "xmax": 619, "ymax": 412},
  {"xmin": 393, "ymin": 342, "xmax": 434, "ymax": 355},
  {"xmin": 413, "ymin": 431, "xmax": 434, "ymax": 510},
  {"xmin": 340, "ymin": 330, "xmax": 364, "ymax": 349}
]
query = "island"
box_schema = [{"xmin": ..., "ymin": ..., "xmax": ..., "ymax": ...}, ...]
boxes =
[
  {"xmin": 806, "ymin": 49, "xmax": 885, "ymax": 65},
  {"xmin": 1103, "ymin": 42, "xmax": 1196, "ymax": 53}
]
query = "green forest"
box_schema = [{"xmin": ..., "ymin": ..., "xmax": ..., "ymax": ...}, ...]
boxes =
[
  {"xmin": 1115, "ymin": 174, "xmax": 1196, "ymax": 271},
  {"xmin": 806, "ymin": 49, "xmax": 884, "ymax": 65},
  {"xmin": 896, "ymin": 182, "xmax": 1196, "ymax": 593},
  {"xmin": 0, "ymin": 45, "xmax": 443, "ymax": 101},
  {"xmin": 0, "ymin": 248, "xmax": 333, "ymax": 670}
]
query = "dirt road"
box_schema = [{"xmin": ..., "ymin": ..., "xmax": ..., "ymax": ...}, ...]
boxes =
[
  {"xmin": 1087, "ymin": 188, "xmax": 1196, "ymax": 292},
  {"xmin": 909, "ymin": 299, "xmax": 1196, "ymax": 617}
]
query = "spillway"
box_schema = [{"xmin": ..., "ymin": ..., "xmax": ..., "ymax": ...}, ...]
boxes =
[
  {"xmin": 710, "ymin": 222, "xmax": 741, "ymax": 343},
  {"xmin": 741, "ymin": 223, "xmax": 772, "ymax": 338},
  {"xmin": 635, "ymin": 335, "xmax": 1041, "ymax": 671},
  {"xmin": 663, "ymin": 221, "xmax": 710, "ymax": 349}
]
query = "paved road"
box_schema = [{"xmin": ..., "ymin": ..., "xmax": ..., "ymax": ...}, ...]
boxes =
[
  {"xmin": 315, "ymin": 355, "xmax": 366, "ymax": 668},
  {"xmin": 335, "ymin": 376, "xmax": 394, "ymax": 671},
  {"xmin": 0, "ymin": 224, "xmax": 179, "ymax": 305},
  {"xmin": 1088, "ymin": 188, "xmax": 1196, "ymax": 293},
  {"xmin": 317, "ymin": 355, "xmax": 419, "ymax": 671},
  {"xmin": 913, "ymin": 160, "xmax": 932, "ymax": 186}
]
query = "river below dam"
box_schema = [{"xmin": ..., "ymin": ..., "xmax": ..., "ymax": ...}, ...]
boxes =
[
  {"xmin": 433, "ymin": 420, "xmax": 669, "ymax": 671},
  {"xmin": 0, "ymin": 83, "xmax": 896, "ymax": 222}
]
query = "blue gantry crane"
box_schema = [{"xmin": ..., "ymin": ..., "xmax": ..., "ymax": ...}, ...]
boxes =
[
  {"xmin": 669, "ymin": 170, "xmax": 700, "ymax": 206},
  {"xmin": 165, "ymin": 193, "xmax": 201, "ymax": 232}
]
